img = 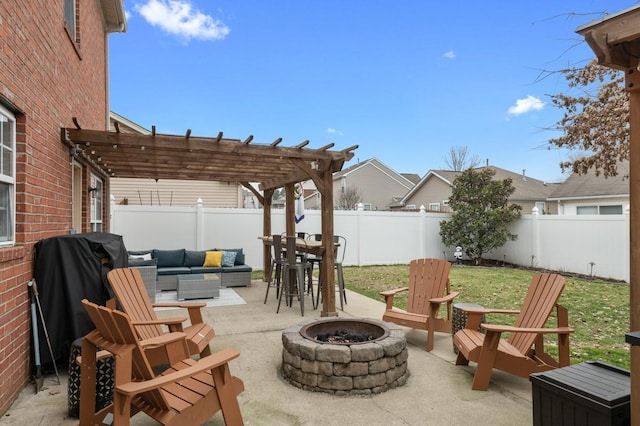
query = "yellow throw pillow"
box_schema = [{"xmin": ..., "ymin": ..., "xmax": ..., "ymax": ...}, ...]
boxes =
[{"xmin": 203, "ymin": 250, "xmax": 223, "ymax": 267}]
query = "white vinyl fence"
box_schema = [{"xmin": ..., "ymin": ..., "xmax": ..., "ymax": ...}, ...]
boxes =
[{"xmin": 111, "ymin": 200, "xmax": 630, "ymax": 282}]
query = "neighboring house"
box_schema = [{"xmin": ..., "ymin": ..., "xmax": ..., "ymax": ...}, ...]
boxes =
[
  {"xmin": 547, "ymin": 161, "xmax": 629, "ymax": 215},
  {"xmin": 109, "ymin": 112, "xmax": 243, "ymax": 207},
  {"xmin": 396, "ymin": 166, "xmax": 559, "ymax": 214},
  {"xmin": 304, "ymin": 158, "xmax": 417, "ymax": 211},
  {"xmin": 0, "ymin": 0, "xmax": 126, "ymax": 414}
]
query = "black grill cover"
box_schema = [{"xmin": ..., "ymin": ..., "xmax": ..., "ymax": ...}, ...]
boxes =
[{"xmin": 33, "ymin": 232, "xmax": 127, "ymax": 367}]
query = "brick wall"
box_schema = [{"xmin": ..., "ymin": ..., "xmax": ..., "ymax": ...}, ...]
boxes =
[{"xmin": 0, "ymin": 0, "xmax": 111, "ymax": 414}]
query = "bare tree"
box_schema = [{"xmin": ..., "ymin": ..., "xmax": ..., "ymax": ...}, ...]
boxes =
[
  {"xmin": 336, "ymin": 186, "xmax": 362, "ymax": 210},
  {"xmin": 443, "ymin": 146, "xmax": 482, "ymax": 171},
  {"xmin": 547, "ymin": 59, "xmax": 627, "ymax": 177}
]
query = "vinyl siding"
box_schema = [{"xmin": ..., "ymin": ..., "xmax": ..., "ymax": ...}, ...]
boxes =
[{"xmin": 111, "ymin": 178, "xmax": 241, "ymax": 207}]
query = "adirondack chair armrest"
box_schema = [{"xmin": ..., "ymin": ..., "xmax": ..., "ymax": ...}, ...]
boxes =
[
  {"xmin": 75, "ymin": 349, "xmax": 113, "ymax": 367},
  {"xmin": 481, "ymin": 324, "xmax": 574, "ymax": 334},
  {"xmin": 380, "ymin": 287, "xmax": 408, "ymax": 310},
  {"xmin": 116, "ymin": 347, "xmax": 241, "ymax": 396},
  {"xmin": 379, "ymin": 287, "xmax": 408, "ymax": 297},
  {"xmin": 139, "ymin": 332, "xmax": 188, "ymax": 350},
  {"xmin": 132, "ymin": 317, "xmax": 187, "ymax": 326},
  {"xmin": 429, "ymin": 291, "xmax": 459, "ymax": 304},
  {"xmin": 152, "ymin": 302, "xmax": 207, "ymax": 309}
]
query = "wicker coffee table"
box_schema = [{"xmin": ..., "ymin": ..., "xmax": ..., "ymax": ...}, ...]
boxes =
[{"xmin": 177, "ymin": 273, "xmax": 221, "ymax": 300}]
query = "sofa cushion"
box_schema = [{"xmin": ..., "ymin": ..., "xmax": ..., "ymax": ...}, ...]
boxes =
[
  {"xmin": 184, "ymin": 250, "xmax": 206, "ymax": 267},
  {"xmin": 128, "ymin": 257, "xmax": 157, "ymax": 267},
  {"xmin": 215, "ymin": 248, "xmax": 244, "ymax": 265},
  {"xmin": 128, "ymin": 250, "xmax": 153, "ymax": 257},
  {"xmin": 153, "ymin": 249, "xmax": 185, "ymax": 268},
  {"xmin": 221, "ymin": 251, "xmax": 237, "ymax": 267},
  {"xmin": 203, "ymin": 251, "xmax": 224, "ymax": 267},
  {"xmin": 189, "ymin": 266, "xmax": 224, "ymax": 274},
  {"xmin": 221, "ymin": 265, "xmax": 252, "ymax": 273},
  {"xmin": 157, "ymin": 266, "xmax": 191, "ymax": 275}
]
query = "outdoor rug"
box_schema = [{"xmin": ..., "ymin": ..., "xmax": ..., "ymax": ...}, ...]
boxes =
[{"xmin": 154, "ymin": 288, "xmax": 247, "ymax": 310}]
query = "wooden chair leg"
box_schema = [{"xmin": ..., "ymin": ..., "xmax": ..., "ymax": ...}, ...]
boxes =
[
  {"xmin": 455, "ymin": 351, "xmax": 469, "ymax": 366},
  {"xmin": 471, "ymin": 331, "xmax": 500, "ymax": 391},
  {"xmin": 79, "ymin": 338, "xmax": 98, "ymax": 426},
  {"xmin": 212, "ymin": 364, "xmax": 244, "ymax": 426},
  {"xmin": 426, "ymin": 321, "xmax": 435, "ymax": 352}
]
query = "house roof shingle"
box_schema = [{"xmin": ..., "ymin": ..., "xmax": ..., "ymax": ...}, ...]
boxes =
[
  {"xmin": 548, "ymin": 161, "xmax": 629, "ymax": 200},
  {"xmin": 402, "ymin": 166, "xmax": 558, "ymax": 204}
]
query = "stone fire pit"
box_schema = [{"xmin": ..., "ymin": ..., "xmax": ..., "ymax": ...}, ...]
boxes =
[{"xmin": 281, "ymin": 318, "xmax": 409, "ymax": 395}]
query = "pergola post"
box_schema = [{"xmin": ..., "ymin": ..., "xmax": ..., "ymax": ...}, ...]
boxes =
[
  {"xmin": 576, "ymin": 6, "xmax": 640, "ymax": 424},
  {"xmin": 627, "ymin": 66, "xmax": 640, "ymax": 424},
  {"xmin": 320, "ymin": 169, "xmax": 337, "ymax": 317},
  {"xmin": 262, "ymin": 189, "xmax": 274, "ymax": 280}
]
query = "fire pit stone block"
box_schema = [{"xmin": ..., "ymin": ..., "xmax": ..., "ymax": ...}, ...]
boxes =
[{"xmin": 282, "ymin": 318, "xmax": 409, "ymax": 395}]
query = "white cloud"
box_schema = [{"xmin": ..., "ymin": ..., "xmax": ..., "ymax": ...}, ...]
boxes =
[
  {"xmin": 327, "ymin": 128, "xmax": 344, "ymax": 136},
  {"xmin": 443, "ymin": 50, "xmax": 456, "ymax": 59},
  {"xmin": 507, "ymin": 95, "xmax": 545, "ymax": 115},
  {"xmin": 136, "ymin": 0, "xmax": 230, "ymax": 41}
]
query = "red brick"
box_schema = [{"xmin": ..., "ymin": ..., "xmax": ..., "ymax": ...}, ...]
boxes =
[{"xmin": 0, "ymin": 0, "xmax": 116, "ymax": 414}]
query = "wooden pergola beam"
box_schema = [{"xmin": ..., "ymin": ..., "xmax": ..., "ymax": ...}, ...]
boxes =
[{"xmin": 62, "ymin": 125, "xmax": 357, "ymax": 316}]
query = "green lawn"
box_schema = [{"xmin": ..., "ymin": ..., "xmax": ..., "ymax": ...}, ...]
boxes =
[
  {"xmin": 341, "ymin": 264, "xmax": 630, "ymax": 370},
  {"xmin": 254, "ymin": 263, "xmax": 631, "ymax": 369}
]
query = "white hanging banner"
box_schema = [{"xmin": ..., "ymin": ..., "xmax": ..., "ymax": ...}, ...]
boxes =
[{"xmin": 294, "ymin": 182, "xmax": 305, "ymax": 223}]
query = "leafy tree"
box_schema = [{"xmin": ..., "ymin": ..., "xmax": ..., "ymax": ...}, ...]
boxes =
[
  {"xmin": 547, "ymin": 59, "xmax": 627, "ymax": 177},
  {"xmin": 443, "ymin": 146, "xmax": 482, "ymax": 171},
  {"xmin": 336, "ymin": 186, "xmax": 362, "ymax": 210},
  {"xmin": 440, "ymin": 168, "xmax": 522, "ymax": 265}
]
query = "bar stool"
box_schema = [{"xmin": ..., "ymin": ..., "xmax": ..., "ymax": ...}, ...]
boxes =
[
  {"xmin": 264, "ymin": 235, "xmax": 285, "ymax": 303},
  {"xmin": 306, "ymin": 233, "xmax": 322, "ymax": 297},
  {"xmin": 277, "ymin": 235, "xmax": 313, "ymax": 315},
  {"xmin": 314, "ymin": 235, "xmax": 347, "ymax": 310}
]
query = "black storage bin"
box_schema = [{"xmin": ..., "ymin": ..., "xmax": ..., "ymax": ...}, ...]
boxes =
[{"xmin": 530, "ymin": 361, "xmax": 630, "ymax": 426}]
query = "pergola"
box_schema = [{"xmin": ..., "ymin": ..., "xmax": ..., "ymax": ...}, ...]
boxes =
[
  {"xmin": 577, "ymin": 5, "xmax": 640, "ymax": 423},
  {"xmin": 62, "ymin": 121, "xmax": 357, "ymax": 317}
]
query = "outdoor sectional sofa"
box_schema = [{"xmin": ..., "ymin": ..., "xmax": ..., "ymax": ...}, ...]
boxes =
[{"xmin": 127, "ymin": 248, "xmax": 252, "ymax": 291}]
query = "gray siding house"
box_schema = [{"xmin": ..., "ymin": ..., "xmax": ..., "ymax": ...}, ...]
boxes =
[
  {"xmin": 304, "ymin": 158, "xmax": 417, "ymax": 211},
  {"xmin": 547, "ymin": 161, "xmax": 629, "ymax": 215},
  {"xmin": 395, "ymin": 166, "xmax": 559, "ymax": 214}
]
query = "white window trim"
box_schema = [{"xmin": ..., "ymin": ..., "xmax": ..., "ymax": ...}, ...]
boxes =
[
  {"xmin": 0, "ymin": 104, "xmax": 15, "ymax": 246},
  {"xmin": 90, "ymin": 174, "xmax": 103, "ymax": 232},
  {"xmin": 576, "ymin": 204, "xmax": 623, "ymax": 215}
]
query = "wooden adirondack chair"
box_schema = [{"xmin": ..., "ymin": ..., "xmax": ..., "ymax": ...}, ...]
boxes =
[
  {"xmin": 453, "ymin": 273, "xmax": 574, "ymax": 391},
  {"xmin": 380, "ymin": 258, "xmax": 458, "ymax": 351},
  {"xmin": 80, "ymin": 299, "xmax": 244, "ymax": 425},
  {"xmin": 107, "ymin": 268, "xmax": 215, "ymax": 366}
]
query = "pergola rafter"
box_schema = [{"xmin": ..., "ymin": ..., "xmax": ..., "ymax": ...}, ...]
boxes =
[{"xmin": 62, "ymin": 120, "xmax": 357, "ymax": 317}]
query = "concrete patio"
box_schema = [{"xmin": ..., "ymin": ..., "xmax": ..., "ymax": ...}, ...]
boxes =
[{"xmin": 1, "ymin": 281, "xmax": 533, "ymax": 425}]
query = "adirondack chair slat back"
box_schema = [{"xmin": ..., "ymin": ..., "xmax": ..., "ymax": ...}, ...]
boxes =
[
  {"xmin": 508, "ymin": 273, "xmax": 566, "ymax": 353},
  {"xmin": 108, "ymin": 268, "xmax": 164, "ymax": 340},
  {"xmin": 407, "ymin": 259, "xmax": 451, "ymax": 314},
  {"xmin": 82, "ymin": 300, "xmax": 171, "ymax": 410}
]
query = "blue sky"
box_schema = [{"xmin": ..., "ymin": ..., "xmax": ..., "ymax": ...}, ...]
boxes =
[{"xmin": 109, "ymin": 0, "xmax": 636, "ymax": 183}]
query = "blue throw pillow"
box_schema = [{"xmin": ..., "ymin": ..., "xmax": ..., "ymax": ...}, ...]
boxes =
[
  {"xmin": 215, "ymin": 248, "xmax": 244, "ymax": 265},
  {"xmin": 221, "ymin": 251, "xmax": 237, "ymax": 267}
]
